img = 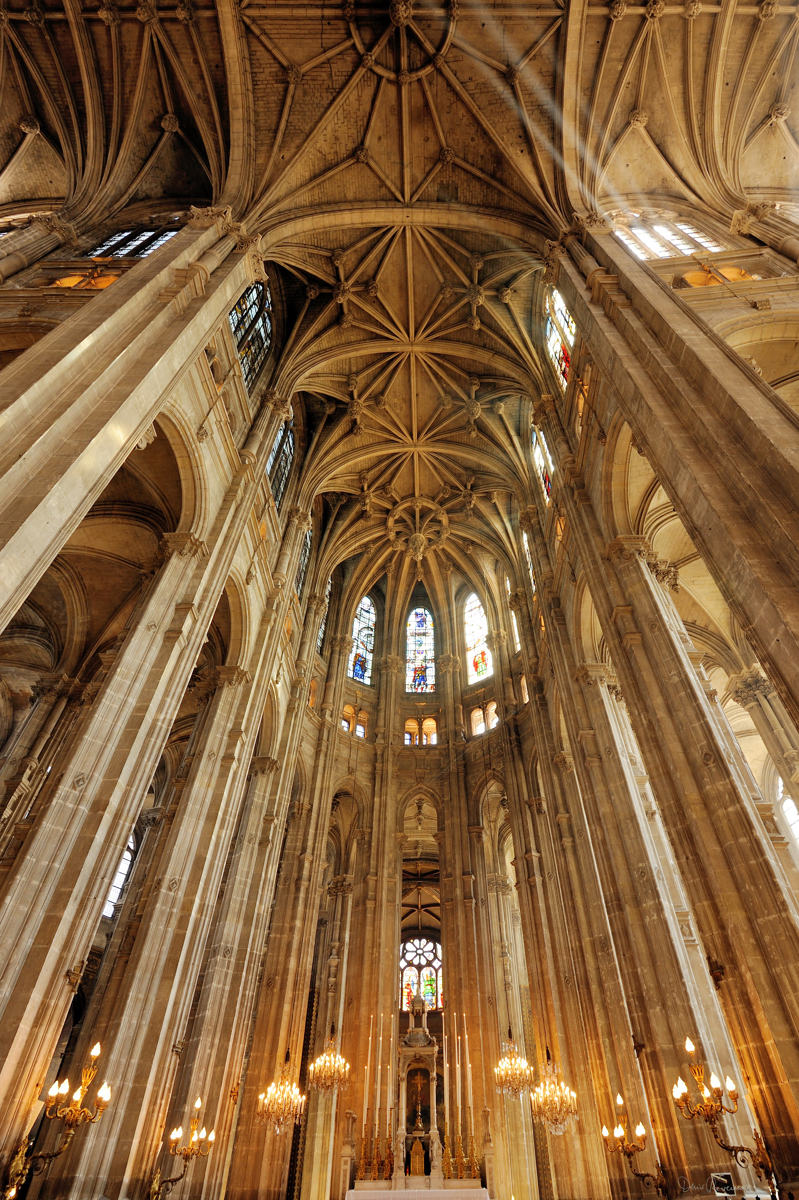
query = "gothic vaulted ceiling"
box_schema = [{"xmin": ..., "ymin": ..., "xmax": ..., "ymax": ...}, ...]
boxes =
[{"xmin": 2, "ymin": 0, "xmax": 798, "ymax": 587}]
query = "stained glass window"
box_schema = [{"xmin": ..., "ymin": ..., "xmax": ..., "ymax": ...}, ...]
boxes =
[
  {"xmin": 317, "ymin": 577, "xmax": 332, "ymax": 654},
  {"xmin": 399, "ymin": 937, "xmax": 443, "ymax": 1010},
  {"xmin": 545, "ymin": 288, "xmax": 575, "ymax": 388},
  {"xmin": 103, "ymin": 835, "xmax": 136, "ymax": 918},
  {"xmin": 532, "ymin": 430, "xmax": 552, "ymax": 501},
  {"xmin": 523, "ymin": 531, "xmax": 536, "ymax": 593},
  {"xmin": 348, "ymin": 595, "xmax": 376, "ymax": 685},
  {"xmin": 295, "ymin": 529, "xmax": 311, "ymax": 596},
  {"xmin": 406, "ymin": 607, "xmax": 435, "ymax": 693},
  {"xmin": 464, "ymin": 592, "xmax": 492, "ymax": 684},
  {"xmin": 228, "ymin": 281, "xmax": 273, "ymax": 390},
  {"xmin": 267, "ymin": 420, "xmax": 294, "ymax": 510}
]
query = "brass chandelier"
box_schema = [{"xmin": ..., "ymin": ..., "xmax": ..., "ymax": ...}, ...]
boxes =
[
  {"xmin": 257, "ymin": 1055, "xmax": 306, "ymax": 1135},
  {"xmin": 530, "ymin": 1061, "xmax": 578, "ymax": 1135},
  {"xmin": 308, "ymin": 1031, "xmax": 350, "ymax": 1094},
  {"xmin": 494, "ymin": 1028, "xmax": 533, "ymax": 1099}
]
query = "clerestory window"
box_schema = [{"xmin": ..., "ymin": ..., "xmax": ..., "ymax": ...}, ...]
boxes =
[
  {"xmin": 229, "ymin": 281, "xmax": 273, "ymax": 390},
  {"xmin": 266, "ymin": 420, "xmax": 294, "ymax": 510},
  {"xmin": 400, "ymin": 936, "xmax": 443, "ymax": 1010},
  {"xmin": 348, "ymin": 595, "xmax": 376, "ymax": 685},
  {"xmin": 406, "ymin": 607, "xmax": 435, "ymax": 693}
]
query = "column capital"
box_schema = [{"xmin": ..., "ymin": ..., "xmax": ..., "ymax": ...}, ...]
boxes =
[
  {"xmin": 437, "ymin": 654, "xmax": 460, "ymax": 673},
  {"xmin": 729, "ymin": 668, "xmax": 774, "ymax": 708},
  {"xmin": 486, "ymin": 630, "xmax": 507, "ymax": 650},
  {"xmin": 605, "ymin": 535, "xmax": 651, "ymax": 562},
  {"xmin": 379, "ymin": 654, "xmax": 404, "ymax": 674},
  {"xmin": 573, "ymin": 662, "xmax": 609, "ymax": 687},
  {"xmin": 160, "ymin": 531, "xmax": 209, "ymax": 559}
]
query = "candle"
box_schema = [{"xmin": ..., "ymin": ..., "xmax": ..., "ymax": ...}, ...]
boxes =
[
  {"xmin": 375, "ymin": 1012, "xmax": 383, "ymax": 1136},
  {"xmin": 463, "ymin": 1013, "xmax": 474, "ymax": 1114},
  {"xmin": 363, "ymin": 1013, "xmax": 373, "ymax": 1136},
  {"xmin": 387, "ymin": 1014, "xmax": 394, "ymax": 1138},
  {"xmin": 443, "ymin": 1032, "xmax": 450, "ymax": 1132},
  {"xmin": 456, "ymin": 1033, "xmax": 462, "ymax": 1136}
]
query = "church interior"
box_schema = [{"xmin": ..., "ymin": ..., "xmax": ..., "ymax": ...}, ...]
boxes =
[{"xmin": 1, "ymin": 2, "xmax": 799, "ymax": 1199}]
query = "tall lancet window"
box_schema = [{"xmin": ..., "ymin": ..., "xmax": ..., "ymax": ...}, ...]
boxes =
[
  {"xmin": 295, "ymin": 529, "xmax": 311, "ymax": 596},
  {"xmin": 266, "ymin": 420, "xmax": 294, "ymax": 511},
  {"xmin": 228, "ymin": 281, "xmax": 273, "ymax": 390},
  {"xmin": 464, "ymin": 592, "xmax": 492, "ymax": 684},
  {"xmin": 545, "ymin": 288, "xmax": 575, "ymax": 388},
  {"xmin": 406, "ymin": 608, "xmax": 435, "ymax": 693},
  {"xmin": 348, "ymin": 595, "xmax": 376, "ymax": 685},
  {"xmin": 523, "ymin": 531, "xmax": 536, "ymax": 592},
  {"xmin": 316, "ymin": 576, "xmax": 332, "ymax": 654}
]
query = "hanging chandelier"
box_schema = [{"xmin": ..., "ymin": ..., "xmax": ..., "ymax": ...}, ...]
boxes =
[
  {"xmin": 494, "ymin": 1029, "xmax": 533, "ymax": 1099},
  {"xmin": 530, "ymin": 1060, "xmax": 578, "ymax": 1135},
  {"xmin": 308, "ymin": 1035, "xmax": 350, "ymax": 1094},
  {"xmin": 257, "ymin": 1062, "xmax": 306, "ymax": 1135}
]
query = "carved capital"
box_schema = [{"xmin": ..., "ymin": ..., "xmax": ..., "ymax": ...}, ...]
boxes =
[
  {"xmin": 552, "ymin": 751, "xmax": 573, "ymax": 773},
  {"xmin": 605, "ymin": 535, "xmax": 651, "ymax": 563},
  {"xmin": 328, "ymin": 876, "xmax": 354, "ymax": 897},
  {"xmin": 486, "ymin": 629, "xmax": 507, "ymax": 649},
  {"xmin": 729, "ymin": 668, "xmax": 774, "ymax": 708},
  {"xmin": 379, "ymin": 655, "xmax": 404, "ymax": 674},
  {"xmin": 331, "ymin": 635, "xmax": 355, "ymax": 653},
  {"xmin": 437, "ymin": 654, "xmax": 461, "ymax": 673},
  {"xmin": 160, "ymin": 532, "xmax": 209, "ymax": 559},
  {"xmin": 215, "ymin": 665, "xmax": 251, "ymax": 689},
  {"xmin": 573, "ymin": 662, "xmax": 608, "ymax": 688}
]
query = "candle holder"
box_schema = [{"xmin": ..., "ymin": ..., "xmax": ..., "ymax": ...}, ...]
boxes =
[
  {"xmin": 602, "ymin": 1094, "xmax": 669, "ymax": 1198},
  {"xmin": 149, "ymin": 1096, "xmax": 215, "ymax": 1200},
  {"xmin": 468, "ymin": 1132, "xmax": 480, "ymax": 1179},
  {"xmin": 370, "ymin": 1130, "xmax": 382, "ymax": 1179},
  {"xmin": 455, "ymin": 1133, "xmax": 466, "ymax": 1179},
  {"xmin": 442, "ymin": 1127, "xmax": 453, "ymax": 1179},
  {"xmin": 356, "ymin": 1135, "xmax": 368, "ymax": 1179},
  {"xmin": 3, "ymin": 1043, "xmax": 111, "ymax": 1199},
  {"xmin": 383, "ymin": 1137, "xmax": 394, "ymax": 1179},
  {"xmin": 672, "ymin": 1039, "xmax": 777, "ymax": 1199}
]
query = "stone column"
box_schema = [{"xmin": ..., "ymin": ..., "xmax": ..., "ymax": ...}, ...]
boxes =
[{"xmin": 0, "ymin": 535, "xmax": 221, "ymax": 1163}]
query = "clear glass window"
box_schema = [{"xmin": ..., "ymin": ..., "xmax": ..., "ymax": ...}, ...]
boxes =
[
  {"xmin": 405, "ymin": 718, "xmax": 419, "ymax": 746},
  {"xmin": 103, "ymin": 836, "xmax": 136, "ymax": 918},
  {"xmin": 266, "ymin": 421, "xmax": 294, "ymax": 510},
  {"xmin": 406, "ymin": 607, "xmax": 435, "ymax": 693},
  {"xmin": 464, "ymin": 593, "xmax": 492, "ymax": 684},
  {"xmin": 295, "ymin": 528, "xmax": 311, "ymax": 596},
  {"xmin": 317, "ymin": 577, "xmax": 332, "ymax": 654},
  {"xmin": 422, "ymin": 717, "xmax": 437, "ymax": 745},
  {"xmin": 228, "ymin": 281, "xmax": 273, "ymax": 390},
  {"xmin": 523, "ymin": 530, "xmax": 536, "ymax": 592},
  {"xmin": 532, "ymin": 430, "xmax": 553, "ymax": 501},
  {"xmin": 471, "ymin": 707, "xmax": 486, "ymax": 736},
  {"xmin": 348, "ymin": 595, "xmax": 376, "ymax": 685}
]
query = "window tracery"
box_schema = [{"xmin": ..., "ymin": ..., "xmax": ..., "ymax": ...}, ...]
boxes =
[
  {"xmin": 464, "ymin": 592, "xmax": 492, "ymax": 684},
  {"xmin": 523, "ymin": 531, "xmax": 537, "ymax": 593},
  {"xmin": 266, "ymin": 420, "xmax": 294, "ymax": 511},
  {"xmin": 545, "ymin": 288, "xmax": 575, "ymax": 388},
  {"xmin": 607, "ymin": 211, "xmax": 728, "ymax": 261},
  {"xmin": 85, "ymin": 227, "xmax": 180, "ymax": 259},
  {"xmin": 103, "ymin": 835, "xmax": 136, "ymax": 918},
  {"xmin": 532, "ymin": 430, "xmax": 553, "ymax": 502},
  {"xmin": 400, "ymin": 936, "xmax": 443, "ymax": 1010},
  {"xmin": 295, "ymin": 528, "xmax": 311, "ymax": 596},
  {"xmin": 406, "ymin": 607, "xmax": 435, "ymax": 693},
  {"xmin": 228, "ymin": 281, "xmax": 273, "ymax": 390},
  {"xmin": 404, "ymin": 717, "xmax": 437, "ymax": 745},
  {"xmin": 317, "ymin": 577, "xmax": 332, "ymax": 654},
  {"xmin": 348, "ymin": 595, "xmax": 376, "ymax": 685}
]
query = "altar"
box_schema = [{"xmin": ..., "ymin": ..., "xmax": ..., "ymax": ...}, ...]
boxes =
[{"xmin": 348, "ymin": 1188, "xmax": 488, "ymax": 1198}]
